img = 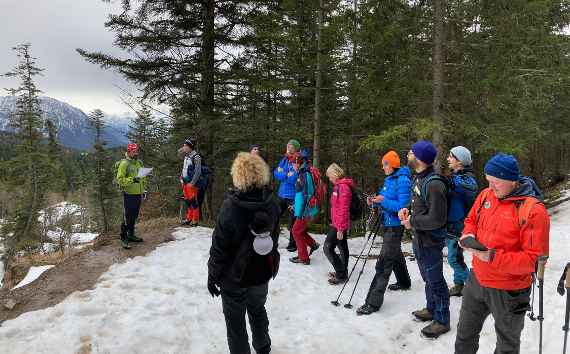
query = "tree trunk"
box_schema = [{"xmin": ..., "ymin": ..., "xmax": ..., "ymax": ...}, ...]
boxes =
[
  {"xmin": 313, "ymin": 0, "xmax": 324, "ymax": 169},
  {"xmin": 432, "ymin": 0, "xmax": 445, "ymax": 171}
]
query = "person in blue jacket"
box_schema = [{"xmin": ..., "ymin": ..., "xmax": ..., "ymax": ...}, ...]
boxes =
[
  {"xmin": 446, "ymin": 146, "xmax": 478, "ymax": 297},
  {"xmin": 273, "ymin": 139, "xmax": 301, "ymax": 252},
  {"xmin": 356, "ymin": 150, "xmax": 412, "ymax": 315}
]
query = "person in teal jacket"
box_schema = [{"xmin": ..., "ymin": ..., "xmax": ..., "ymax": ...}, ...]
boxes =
[
  {"xmin": 117, "ymin": 143, "xmax": 147, "ymax": 249},
  {"xmin": 290, "ymin": 149, "xmax": 320, "ymax": 265}
]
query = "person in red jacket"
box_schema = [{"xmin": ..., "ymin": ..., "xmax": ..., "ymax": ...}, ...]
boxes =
[
  {"xmin": 324, "ymin": 163, "xmax": 354, "ymax": 284},
  {"xmin": 455, "ymin": 153, "xmax": 550, "ymax": 354}
]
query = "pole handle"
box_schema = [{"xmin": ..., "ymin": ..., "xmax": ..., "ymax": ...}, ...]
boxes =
[
  {"xmin": 566, "ymin": 266, "xmax": 570, "ymax": 289},
  {"xmin": 537, "ymin": 256, "xmax": 548, "ymax": 280}
]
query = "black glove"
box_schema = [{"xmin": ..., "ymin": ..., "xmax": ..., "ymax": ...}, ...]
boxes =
[
  {"xmin": 558, "ymin": 262, "xmax": 569, "ymax": 296},
  {"xmin": 133, "ymin": 177, "xmax": 140, "ymax": 183},
  {"xmin": 208, "ymin": 277, "xmax": 221, "ymax": 297}
]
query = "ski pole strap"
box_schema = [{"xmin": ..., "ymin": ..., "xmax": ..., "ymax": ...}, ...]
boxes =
[
  {"xmin": 566, "ymin": 266, "xmax": 570, "ymax": 289},
  {"xmin": 537, "ymin": 255, "xmax": 548, "ymax": 281},
  {"xmin": 559, "ymin": 263, "xmax": 570, "ymax": 296}
]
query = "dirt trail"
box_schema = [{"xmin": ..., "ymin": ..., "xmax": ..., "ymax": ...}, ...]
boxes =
[{"xmin": 0, "ymin": 225, "xmax": 177, "ymax": 324}]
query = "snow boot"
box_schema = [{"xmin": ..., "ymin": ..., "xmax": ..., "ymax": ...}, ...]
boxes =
[
  {"xmin": 121, "ymin": 238, "xmax": 131, "ymax": 250},
  {"xmin": 289, "ymin": 256, "xmax": 310, "ymax": 265},
  {"xmin": 309, "ymin": 242, "xmax": 320, "ymax": 256},
  {"xmin": 449, "ymin": 284, "xmax": 464, "ymax": 297},
  {"xmin": 388, "ymin": 283, "xmax": 411, "ymax": 291},
  {"xmin": 286, "ymin": 238, "xmax": 297, "ymax": 252},
  {"xmin": 356, "ymin": 304, "xmax": 380, "ymax": 316},
  {"xmin": 128, "ymin": 234, "xmax": 144, "ymax": 243},
  {"xmin": 328, "ymin": 271, "xmax": 337, "ymax": 278},
  {"xmin": 412, "ymin": 308, "xmax": 434, "ymax": 322},
  {"xmin": 421, "ymin": 321, "xmax": 450, "ymax": 339}
]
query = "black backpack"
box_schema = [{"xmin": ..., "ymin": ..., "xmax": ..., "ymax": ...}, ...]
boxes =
[{"xmin": 349, "ymin": 186, "xmax": 365, "ymax": 221}]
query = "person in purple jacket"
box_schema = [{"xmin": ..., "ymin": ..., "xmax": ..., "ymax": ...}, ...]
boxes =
[{"xmin": 273, "ymin": 139, "xmax": 301, "ymax": 252}]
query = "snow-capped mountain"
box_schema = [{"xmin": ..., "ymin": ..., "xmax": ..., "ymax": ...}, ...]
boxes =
[{"xmin": 0, "ymin": 96, "xmax": 129, "ymax": 150}]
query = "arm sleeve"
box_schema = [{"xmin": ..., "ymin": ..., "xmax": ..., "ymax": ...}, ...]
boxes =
[
  {"xmin": 117, "ymin": 160, "xmax": 134, "ymax": 189},
  {"xmin": 274, "ymin": 159, "xmax": 287, "ymax": 181},
  {"xmin": 489, "ymin": 204, "xmax": 550, "ymax": 275},
  {"xmin": 207, "ymin": 202, "xmax": 232, "ymax": 282},
  {"xmin": 381, "ymin": 175, "xmax": 412, "ymax": 213},
  {"xmin": 410, "ymin": 180, "xmax": 447, "ymax": 231},
  {"xmin": 335, "ymin": 184, "xmax": 352, "ymax": 232},
  {"xmin": 190, "ymin": 155, "xmax": 202, "ymax": 185}
]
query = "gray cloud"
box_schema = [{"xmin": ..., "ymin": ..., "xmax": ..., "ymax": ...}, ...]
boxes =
[{"xmin": 0, "ymin": 0, "xmax": 137, "ymax": 115}]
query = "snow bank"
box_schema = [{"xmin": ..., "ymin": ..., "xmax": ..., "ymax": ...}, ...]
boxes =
[
  {"xmin": 38, "ymin": 202, "xmax": 83, "ymax": 224},
  {"xmin": 11, "ymin": 265, "xmax": 54, "ymax": 290},
  {"xmin": 0, "ymin": 211, "xmax": 568, "ymax": 353}
]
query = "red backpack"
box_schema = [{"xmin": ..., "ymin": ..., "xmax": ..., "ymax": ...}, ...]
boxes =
[{"xmin": 308, "ymin": 166, "xmax": 327, "ymax": 209}]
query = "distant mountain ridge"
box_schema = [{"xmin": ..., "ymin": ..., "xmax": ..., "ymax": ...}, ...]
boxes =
[{"xmin": 0, "ymin": 96, "xmax": 129, "ymax": 151}]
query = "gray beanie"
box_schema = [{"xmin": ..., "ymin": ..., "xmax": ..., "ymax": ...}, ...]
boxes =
[{"xmin": 450, "ymin": 146, "xmax": 472, "ymax": 166}]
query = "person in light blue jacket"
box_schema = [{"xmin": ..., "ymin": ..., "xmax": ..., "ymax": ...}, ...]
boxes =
[{"xmin": 273, "ymin": 139, "xmax": 301, "ymax": 252}]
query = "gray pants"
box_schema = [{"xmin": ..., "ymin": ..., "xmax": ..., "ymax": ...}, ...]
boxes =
[
  {"xmin": 221, "ymin": 282, "xmax": 271, "ymax": 354},
  {"xmin": 455, "ymin": 273, "xmax": 531, "ymax": 354}
]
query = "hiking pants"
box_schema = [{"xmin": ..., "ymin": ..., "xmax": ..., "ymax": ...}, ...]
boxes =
[
  {"xmin": 221, "ymin": 282, "xmax": 271, "ymax": 354},
  {"xmin": 455, "ymin": 273, "xmax": 530, "ymax": 354},
  {"xmin": 447, "ymin": 221, "xmax": 469, "ymax": 286},
  {"xmin": 292, "ymin": 219, "xmax": 317, "ymax": 262},
  {"xmin": 182, "ymin": 183, "xmax": 200, "ymax": 222},
  {"xmin": 278, "ymin": 198, "xmax": 297, "ymax": 249},
  {"xmin": 365, "ymin": 226, "xmax": 411, "ymax": 308},
  {"xmin": 121, "ymin": 193, "xmax": 142, "ymax": 239},
  {"xmin": 323, "ymin": 227, "xmax": 349, "ymax": 279},
  {"xmin": 413, "ymin": 239, "xmax": 450, "ymax": 326}
]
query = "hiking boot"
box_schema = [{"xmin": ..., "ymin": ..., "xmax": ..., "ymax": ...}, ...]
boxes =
[
  {"xmin": 449, "ymin": 284, "xmax": 464, "ymax": 297},
  {"xmin": 328, "ymin": 275, "xmax": 347, "ymax": 285},
  {"xmin": 421, "ymin": 321, "xmax": 450, "ymax": 339},
  {"xmin": 286, "ymin": 245, "xmax": 297, "ymax": 252},
  {"xmin": 356, "ymin": 304, "xmax": 380, "ymax": 316},
  {"xmin": 121, "ymin": 238, "xmax": 131, "ymax": 250},
  {"xmin": 412, "ymin": 308, "xmax": 434, "ymax": 322},
  {"xmin": 289, "ymin": 256, "xmax": 310, "ymax": 265},
  {"xmin": 328, "ymin": 271, "xmax": 337, "ymax": 278},
  {"xmin": 309, "ymin": 242, "xmax": 320, "ymax": 256},
  {"xmin": 388, "ymin": 283, "xmax": 411, "ymax": 291},
  {"xmin": 181, "ymin": 220, "xmax": 192, "ymax": 226},
  {"xmin": 128, "ymin": 235, "xmax": 144, "ymax": 243}
]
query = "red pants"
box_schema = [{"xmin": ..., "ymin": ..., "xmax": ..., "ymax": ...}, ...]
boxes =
[
  {"xmin": 182, "ymin": 183, "xmax": 200, "ymax": 222},
  {"xmin": 292, "ymin": 219, "xmax": 317, "ymax": 262}
]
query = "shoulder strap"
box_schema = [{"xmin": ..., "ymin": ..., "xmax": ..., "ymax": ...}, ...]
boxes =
[
  {"xmin": 514, "ymin": 197, "xmax": 541, "ymax": 227},
  {"xmin": 420, "ymin": 174, "xmax": 447, "ymax": 204},
  {"xmin": 475, "ymin": 188, "xmax": 491, "ymax": 225}
]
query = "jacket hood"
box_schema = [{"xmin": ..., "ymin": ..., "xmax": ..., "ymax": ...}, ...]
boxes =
[
  {"xmin": 387, "ymin": 166, "xmax": 411, "ymax": 179},
  {"xmin": 505, "ymin": 176, "xmax": 544, "ymax": 202},
  {"xmin": 228, "ymin": 188, "xmax": 275, "ymax": 211},
  {"xmin": 335, "ymin": 177, "xmax": 354, "ymax": 187}
]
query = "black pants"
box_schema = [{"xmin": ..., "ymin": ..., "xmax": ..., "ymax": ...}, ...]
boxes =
[
  {"xmin": 121, "ymin": 193, "xmax": 142, "ymax": 239},
  {"xmin": 323, "ymin": 227, "xmax": 349, "ymax": 278},
  {"xmin": 221, "ymin": 282, "xmax": 271, "ymax": 354},
  {"xmin": 455, "ymin": 273, "xmax": 531, "ymax": 354},
  {"xmin": 278, "ymin": 198, "xmax": 296, "ymax": 248},
  {"xmin": 365, "ymin": 226, "xmax": 411, "ymax": 308}
]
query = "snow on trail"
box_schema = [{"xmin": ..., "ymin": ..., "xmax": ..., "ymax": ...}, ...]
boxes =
[{"xmin": 0, "ymin": 208, "xmax": 569, "ymax": 353}]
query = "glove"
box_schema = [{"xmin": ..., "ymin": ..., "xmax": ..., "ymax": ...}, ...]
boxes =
[
  {"xmin": 208, "ymin": 277, "xmax": 221, "ymax": 297},
  {"xmin": 142, "ymin": 192, "xmax": 148, "ymax": 201},
  {"xmin": 133, "ymin": 177, "xmax": 141, "ymax": 183}
]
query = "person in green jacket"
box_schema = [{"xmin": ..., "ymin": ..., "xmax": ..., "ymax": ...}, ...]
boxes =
[{"xmin": 117, "ymin": 143, "xmax": 147, "ymax": 249}]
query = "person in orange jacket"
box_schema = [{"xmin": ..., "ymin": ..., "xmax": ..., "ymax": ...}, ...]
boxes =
[{"xmin": 454, "ymin": 153, "xmax": 550, "ymax": 354}]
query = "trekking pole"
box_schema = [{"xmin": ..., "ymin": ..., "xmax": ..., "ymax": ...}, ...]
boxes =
[
  {"xmin": 343, "ymin": 214, "xmax": 383, "ymax": 309},
  {"xmin": 529, "ymin": 272, "xmax": 538, "ymax": 321},
  {"xmin": 331, "ymin": 209, "xmax": 379, "ymax": 307},
  {"xmin": 561, "ymin": 263, "xmax": 570, "ymax": 354},
  {"xmin": 537, "ymin": 255, "xmax": 548, "ymax": 354}
]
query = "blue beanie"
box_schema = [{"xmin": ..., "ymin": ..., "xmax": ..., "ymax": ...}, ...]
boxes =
[
  {"xmin": 484, "ymin": 153, "xmax": 520, "ymax": 181},
  {"xmin": 412, "ymin": 140, "xmax": 437, "ymax": 165}
]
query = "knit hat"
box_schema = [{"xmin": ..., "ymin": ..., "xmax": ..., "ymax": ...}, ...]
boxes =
[
  {"xmin": 450, "ymin": 146, "xmax": 472, "ymax": 166},
  {"xmin": 184, "ymin": 138, "xmax": 195, "ymax": 148},
  {"xmin": 382, "ymin": 150, "xmax": 401, "ymax": 169},
  {"xmin": 287, "ymin": 139, "xmax": 301, "ymax": 151},
  {"xmin": 127, "ymin": 143, "xmax": 139, "ymax": 153},
  {"xmin": 251, "ymin": 211, "xmax": 273, "ymax": 256},
  {"xmin": 484, "ymin": 153, "xmax": 520, "ymax": 181},
  {"xmin": 411, "ymin": 140, "xmax": 437, "ymax": 165}
]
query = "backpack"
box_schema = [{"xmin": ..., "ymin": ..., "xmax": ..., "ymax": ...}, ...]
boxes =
[
  {"xmin": 187, "ymin": 153, "xmax": 211, "ymax": 189},
  {"xmin": 452, "ymin": 172, "xmax": 479, "ymax": 213},
  {"xmin": 308, "ymin": 166, "xmax": 326, "ymax": 209},
  {"xmin": 349, "ymin": 186, "xmax": 365, "ymax": 221},
  {"xmin": 113, "ymin": 159, "xmax": 131, "ymax": 192},
  {"xmin": 475, "ymin": 188, "xmax": 541, "ymax": 228}
]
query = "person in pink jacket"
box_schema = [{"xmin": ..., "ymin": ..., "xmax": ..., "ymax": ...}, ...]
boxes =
[{"xmin": 324, "ymin": 163, "xmax": 354, "ymax": 285}]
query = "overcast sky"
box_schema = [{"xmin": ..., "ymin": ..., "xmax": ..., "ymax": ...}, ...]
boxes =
[{"xmin": 0, "ymin": 0, "xmax": 138, "ymax": 115}]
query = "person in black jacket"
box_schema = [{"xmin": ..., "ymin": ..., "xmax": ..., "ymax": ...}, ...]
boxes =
[
  {"xmin": 399, "ymin": 140, "xmax": 451, "ymax": 339},
  {"xmin": 207, "ymin": 152, "xmax": 281, "ymax": 354}
]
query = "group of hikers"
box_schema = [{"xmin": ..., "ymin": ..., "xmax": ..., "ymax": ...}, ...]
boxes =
[{"xmin": 115, "ymin": 138, "xmax": 553, "ymax": 354}]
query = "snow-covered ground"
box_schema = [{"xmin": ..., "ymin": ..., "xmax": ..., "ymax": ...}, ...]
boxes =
[
  {"xmin": 0, "ymin": 207, "xmax": 569, "ymax": 353},
  {"xmin": 11, "ymin": 266, "xmax": 55, "ymax": 290}
]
